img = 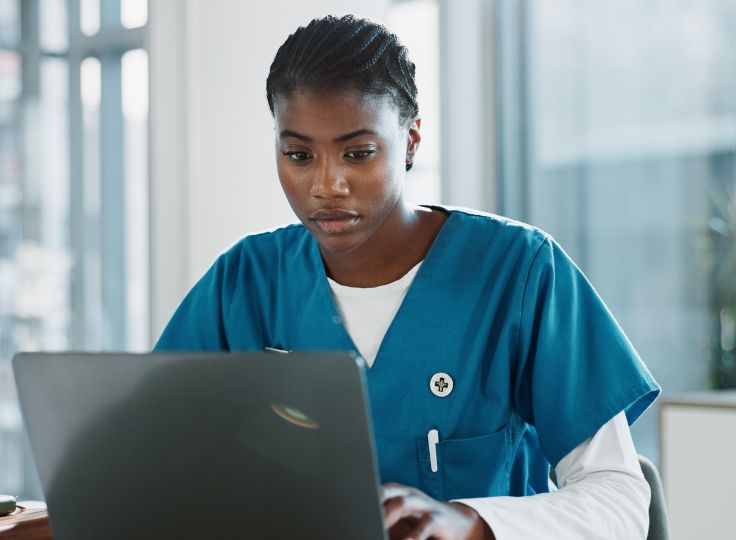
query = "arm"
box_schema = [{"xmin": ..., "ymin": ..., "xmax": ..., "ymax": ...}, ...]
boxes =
[
  {"xmin": 381, "ymin": 413, "xmax": 648, "ymax": 540},
  {"xmin": 454, "ymin": 412, "xmax": 650, "ymax": 540}
]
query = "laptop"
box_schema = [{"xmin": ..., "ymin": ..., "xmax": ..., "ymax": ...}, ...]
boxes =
[{"xmin": 13, "ymin": 351, "xmax": 387, "ymax": 540}]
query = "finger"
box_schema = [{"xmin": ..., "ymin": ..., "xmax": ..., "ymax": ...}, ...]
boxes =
[
  {"xmin": 384, "ymin": 496, "xmax": 428, "ymax": 529},
  {"xmin": 387, "ymin": 518, "xmax": 416, "ymax": 540},
  {"xmin": 383, "ymin": 493, "xmax": 434, "ymax": 530},
  {"xmin": 381, "ymin": 482, "xmax": 419, "ymax": 502},
  {"xmin": 403, "ymin": 514, "xmax": 436, "ymax": 540}
]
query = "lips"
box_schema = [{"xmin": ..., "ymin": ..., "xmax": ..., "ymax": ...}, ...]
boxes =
[{"xmin": 309, "ymin": 209, "xmax": 359, "ymax": 234}]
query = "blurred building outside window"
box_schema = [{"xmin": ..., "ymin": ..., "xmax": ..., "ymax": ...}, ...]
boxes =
[{"xmin": 0, "ymin": 0, "xmax": 149, "ymax": 499}]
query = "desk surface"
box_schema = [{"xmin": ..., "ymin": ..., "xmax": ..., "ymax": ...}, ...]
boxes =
[
  {"xmin": 0, "ymin": 502, "xmax": 51, "ymax": 540},
  {"xmin": 661, "ymin": 389, "xmax": 736, "ymax": 407}
]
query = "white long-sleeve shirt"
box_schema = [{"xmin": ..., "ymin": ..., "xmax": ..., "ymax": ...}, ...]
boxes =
[
  {"xmin": 454, "ymin": 412, "xmax": 649, "ymax": 539},
  {"xmin": 329, "ymin": 268, "xmax": 650, "ymax": 539}
]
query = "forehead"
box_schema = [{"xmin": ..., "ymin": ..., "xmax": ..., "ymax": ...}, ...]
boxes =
[{"xmin": 273, "ymin": 88, "xmax": 401, "ymax": 136}]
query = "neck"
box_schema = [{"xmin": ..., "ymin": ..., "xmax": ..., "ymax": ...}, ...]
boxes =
[{"xmin": 321, "ymin": 203, "xmax": 446, "ymax": 288}]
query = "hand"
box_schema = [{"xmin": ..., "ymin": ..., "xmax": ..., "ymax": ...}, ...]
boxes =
[{"xmin": 381, "ymin": 483, "xmax": 495, "ymax": 540}]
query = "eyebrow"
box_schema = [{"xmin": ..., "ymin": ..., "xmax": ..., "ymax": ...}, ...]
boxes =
[{"xmin": 279, "ymin": 128, "xmax": 380, "ymax": 143}]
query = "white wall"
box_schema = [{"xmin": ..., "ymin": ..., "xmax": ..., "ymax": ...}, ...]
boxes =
[{"xmin": 149, "ymin": 1, "xmax": 391, "ymax": 341}]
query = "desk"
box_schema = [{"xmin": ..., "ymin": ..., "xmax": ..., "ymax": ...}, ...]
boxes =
[
  {"xmin": 0, "ymin": 502, "xmax": 51, "ymax": 540},
  {"xmin": 660, "ymin": 391, "xmax": 736, "ymax": 540}
]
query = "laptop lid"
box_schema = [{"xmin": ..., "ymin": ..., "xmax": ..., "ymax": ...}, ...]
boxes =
[{"xmin": 13, "ymin": 351, "xmax": 387, "ymax": 540}]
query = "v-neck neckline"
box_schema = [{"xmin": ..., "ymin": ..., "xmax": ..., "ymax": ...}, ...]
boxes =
[{"xmin": 312, "ymin": 208, "xmax": 459, "ymax": 371}]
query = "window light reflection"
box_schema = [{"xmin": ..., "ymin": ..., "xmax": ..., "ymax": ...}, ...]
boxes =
[
  {"xmin": 121, "ymin": 0, "xmax": 147, "ymax": 29},
  {"xmin": 80, "ymin": 0, "xmax": 100, "ymax": 36},
  {"xmin": 121, "ymin": 49, "xmax": 148, "ymax": 121},
  {"xmin": 80, "ymin": 56, "xmax": 101, "ymax": 111}
]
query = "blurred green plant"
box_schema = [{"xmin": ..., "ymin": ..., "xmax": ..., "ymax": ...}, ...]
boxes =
[{"xmin": 709, "ymin": 186, "xmax": 736, "ymax": 388}]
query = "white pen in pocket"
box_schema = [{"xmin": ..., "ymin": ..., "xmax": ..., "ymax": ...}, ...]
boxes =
[
  {"xmin": 264, "ymin": 346, "xmax": 290, "ymax": 354},
  {"xmin": 427, "ymin": 429, "xmax": 439, "ymax": 473}
]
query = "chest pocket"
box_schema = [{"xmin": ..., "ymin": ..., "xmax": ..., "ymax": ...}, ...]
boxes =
[{"xmin": 417, "ymin": 422, "xmax": 513, "ymax": 501}]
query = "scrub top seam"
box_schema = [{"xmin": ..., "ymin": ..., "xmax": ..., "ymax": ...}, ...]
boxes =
[
  {"xmin": 514, "ymin": 234, "xmax": 550, "ymax": 377},
  {"xmin": 224, "ymin": 251, "xmax": 238, "ymax": 346},
  {"xmin": 310, "ymin": 237, "xmax": 361, "ymax": 354}
]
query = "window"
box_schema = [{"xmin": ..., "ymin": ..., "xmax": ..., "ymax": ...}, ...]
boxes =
[
  {"xmin": 0, "ymin": 0, "xmax": 149, "ymax": 499},
  {"xmin": 496, "ymin": 0, "xmax": 736, "ymax": 460}
]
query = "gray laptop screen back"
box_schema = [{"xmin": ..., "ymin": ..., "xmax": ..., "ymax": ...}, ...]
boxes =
[{"xmin": 13, "ymin": 352, "xmax": 387, "ymax": 540}]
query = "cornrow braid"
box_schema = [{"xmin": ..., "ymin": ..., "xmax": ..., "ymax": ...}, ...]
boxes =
[
  {"xmin": 358, "ymin": 33, "xmax": 396, "ymax": 72},
  {"xmin": 267, "ymin": 15, "xmax": 419, "ymax": 154},
  {"xmin": 385, "ymin": 48, "xmax": 417, "ymax": 118},
  {"xmin": 310, "ymin": 18, "xmax": 375, "ymax": 72},
  {"xmin": 318, "ymin": 26, "xmax": 384, "ymax": 73},
  {"xmin": 296, "ymin": 16, "xmax": 350, "ymax": 69}
]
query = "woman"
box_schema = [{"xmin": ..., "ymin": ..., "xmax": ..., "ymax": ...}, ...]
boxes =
[{"xmin": 157, "ymin": 15, "xmax": 660, "ymax": 539}]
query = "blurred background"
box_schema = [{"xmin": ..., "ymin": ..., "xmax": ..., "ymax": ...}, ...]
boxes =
[{"xmin": 0, "ymin": 0, "xmax": 734, "ymax": 536}]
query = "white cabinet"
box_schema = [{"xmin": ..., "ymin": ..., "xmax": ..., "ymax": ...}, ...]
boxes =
[{"xmin": 660, "ymin": 391, "xmax": 736, "ymax": 540}]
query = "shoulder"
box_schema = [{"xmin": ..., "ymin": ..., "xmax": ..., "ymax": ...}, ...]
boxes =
[
  {"xmin": 218, "ymin": 222, "xmax": 311, "ymax": 267},
  {"xmin": 435, "ymin": 205, "xmax": 552, "ymax": 258},
  {"xmin": 192, "ymin": 223, "xmax": 312, "ymax": 295},
  {"xmin": 231, "ymin": 222, "xmax": 309, "ymax": 252}
]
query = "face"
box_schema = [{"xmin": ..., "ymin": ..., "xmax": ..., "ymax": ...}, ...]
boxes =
[{"xmin": 273, "ymin": 88, "xmax": 420, "ymax": 256}]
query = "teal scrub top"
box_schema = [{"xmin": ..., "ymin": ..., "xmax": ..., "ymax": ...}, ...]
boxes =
[{"xmin": 155, "ymin": 207, "xmax": 660, "ymax": 501}]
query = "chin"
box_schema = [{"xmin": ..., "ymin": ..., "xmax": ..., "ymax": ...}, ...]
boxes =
[
  {"xmin": 316, "ymin": 237, "xmax": 360, "ymax": 255},
  {"xmin": 313, "ymin": 232, "xmax": 365, "ymax": 255}
]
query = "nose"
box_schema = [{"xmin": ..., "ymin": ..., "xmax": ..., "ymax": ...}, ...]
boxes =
[{"xmin": 310, "ymin": 159, "xmax": 349, "ymax": 199}]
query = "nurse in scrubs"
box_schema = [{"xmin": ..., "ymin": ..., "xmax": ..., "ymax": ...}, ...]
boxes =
[{"xmin": 156, "ymin": 15, "xmax": 660, "ymax": 540}]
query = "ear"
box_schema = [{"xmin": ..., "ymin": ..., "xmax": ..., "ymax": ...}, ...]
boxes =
[{"xmin": 405, "ymin": 118, "xmax": 422, "ymax": 170}]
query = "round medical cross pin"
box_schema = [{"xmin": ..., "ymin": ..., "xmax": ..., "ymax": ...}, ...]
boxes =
[{"xmin": 429, "ymin": 372, "xmax": 454, "ymax": 397}]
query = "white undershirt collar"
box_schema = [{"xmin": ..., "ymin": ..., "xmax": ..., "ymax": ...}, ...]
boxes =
[{"xmin": 327, "ymin": 261, "xmax": 422, "ymax": 367}]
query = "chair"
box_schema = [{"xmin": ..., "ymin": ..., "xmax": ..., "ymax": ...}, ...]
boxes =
[{"xmin": 638, "ymin": 454, "xmax": 670, "ymax": 540}]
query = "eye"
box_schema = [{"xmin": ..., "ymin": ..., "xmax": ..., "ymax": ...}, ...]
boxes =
[
  {"xmin": 283, "ymin": 151, "xmax": 312, "ymax": 163},
  {"xmin": 345, "ymin": 150, "xmax": 376, "ymax": 161}
]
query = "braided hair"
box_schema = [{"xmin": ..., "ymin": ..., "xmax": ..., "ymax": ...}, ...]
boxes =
[{"xmin": 266, "ymin": 15, "xmax": 419, "ymax": 170}]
